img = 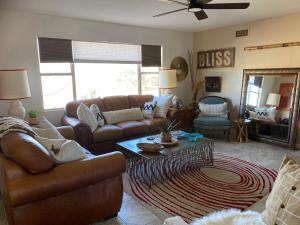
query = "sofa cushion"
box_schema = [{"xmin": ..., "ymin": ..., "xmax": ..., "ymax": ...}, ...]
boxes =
[
  {"xmin": 103, "ymin": 96, "xmax": 130, "ymax": 111},
  {"xmin": 93, "ymin": 125, "xmax": 123, "ymax": 142},
  {"xmin": 103, "ymin": 108, "xmax": 144, "ymax": 125},
  {"xmin": 65, "ymin": 98, "xmax": 104, "ymax": 118},
  {"xmin": 128, "ymin": 95, "xmax": 153, "ymax": 108},
  {"xmin": 1, "ymin": 133, "xmax": 54, "ymax": 174},
  {"xmin": 116, "ymin": 121, "xmax": 149, "ymax": 137},
  {"xmin": 77, "ymin": 103, "xmax": 98, "ymax": 132},
  {"xmin": 142, "ymin": 118, "xmax": 168, "ymax": 132},
  {"xmin": 194, "ymin": 116, "xmax": 232, "ymax": 127}
]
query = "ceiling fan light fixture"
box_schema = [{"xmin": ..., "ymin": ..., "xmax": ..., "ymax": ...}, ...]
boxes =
[{"xmin": 188, "ymin": 7, "xmax": 201, "ymax": 12}]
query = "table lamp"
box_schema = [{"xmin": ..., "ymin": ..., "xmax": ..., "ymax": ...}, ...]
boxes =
[
  {"xmin": 266, "ymin": 93, "xmax": 281, "ymax": 107},
  {"xmin": 159, "ymin": 69, "xmax": 177, "ymax": 95},
  {"xmin": 0, "ymin": 69, "xmax": 31, "ymax": 119}
]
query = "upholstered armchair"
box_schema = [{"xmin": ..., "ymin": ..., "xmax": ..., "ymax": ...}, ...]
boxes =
[{"xmin": 193, "ymin": 96, "xmax": 233, "ymax": 141}]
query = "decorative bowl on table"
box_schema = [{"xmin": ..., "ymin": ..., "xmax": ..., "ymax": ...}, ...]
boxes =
[
  {"xmin": 154, "ymin": 137, "xmax": 179, "ymax": 147},
  {"xmin": 136, "ymin": 143, "xmax": 163, "ymax": 153}
]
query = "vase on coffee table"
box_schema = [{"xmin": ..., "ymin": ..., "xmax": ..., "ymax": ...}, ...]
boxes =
[{"xmin": 160, "ymin": 132, "xmax": 172, "ymax": 143}]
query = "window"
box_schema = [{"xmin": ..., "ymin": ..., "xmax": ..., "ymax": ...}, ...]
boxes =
[
  {"xmin": 38, "ymin": 39, "xmax": 161, "ymax": 109},
  {"xmin": 246, "ymin": 77, "xmax": 262, "ymax": 107},
  {"xmin": 40, "ymin": 63, "xmax": 75, "ymax": 109}
]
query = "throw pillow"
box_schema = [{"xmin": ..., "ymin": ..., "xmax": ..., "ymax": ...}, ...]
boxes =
[
  {"xmin": 154, "ymin": 95, "xmax": 173, "ymax": 118},
  {"xmin": 254, "ymin": 108, "xmax": 268, "ymax": 119},
  {"xmin": 90, "ymin": 104, "xmax": 105, "ymax": 126},
  {"xmin": 142, "ymin": 101, "xmax": 157, "ymax": 119},
  {"xmin": 262, "ymin": 155, "xmax": 300, "ymax": 225},
  {"xmin": 102, "ymin": 108, "xmax": 144, "ymax": 124},
  {"xmin": 267, "ymin": 107, "xmax": 276, "ymax": 122},
  {"xmin": 35, "ymin": 135, "xmax": 87, "ymax": 164},
  {"xmin": 198, "ymin": 102, "xmax": 228, "ymax": 116},
  {"xmin": 77, "ymin": 103, "xmax": 98, "ymax": 132},
  {"xmin": 38, "ymin": 116, "xmax": 64, "ymax": 139}
]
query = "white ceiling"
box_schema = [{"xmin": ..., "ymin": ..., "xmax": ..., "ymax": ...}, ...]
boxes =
[{"xmin": 1, "ymin": 0, "xmax": 300, "ymax": 32}]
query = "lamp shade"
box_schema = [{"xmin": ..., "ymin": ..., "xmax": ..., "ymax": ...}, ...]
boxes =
[
  {"xmin": 266, "ymin": 93, "xmax": 281, "ymax": 107},
  {"xmin": 159, "ymin": 69, "xmax": 177, "ymax": 89},
  {"xmin": 0, "ymin": 69, "xmax": 31, "ymax": 100}
]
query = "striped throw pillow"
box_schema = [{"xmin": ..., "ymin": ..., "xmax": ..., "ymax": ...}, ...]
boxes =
[
  {"xmin": 262, "ymin": 156, "xmax": 300, "ymax": 225},
  {"xmin": 198, "ymin": 102, "xmax": 227, "ymax": 116},
  {"xmin": 77, "ymin": 103, "xmax": 98, "ymax": 132},
  {"xmin": 143, "ymin": 101, "xmax": 157, "ymax": 119}
]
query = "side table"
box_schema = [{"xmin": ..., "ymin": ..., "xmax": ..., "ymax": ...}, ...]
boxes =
[
  {"xmin": 234, "ymin": 119, "xmax": 251, "ymax": 143},
  {"xmin": 167, "ymin": 107, "xmax": 196, "ymax": 132}
]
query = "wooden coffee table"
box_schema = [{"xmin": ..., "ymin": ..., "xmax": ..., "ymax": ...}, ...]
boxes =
[{"xmin": 117, "ymin": 131, "xmax": 214, "ymax": 188}]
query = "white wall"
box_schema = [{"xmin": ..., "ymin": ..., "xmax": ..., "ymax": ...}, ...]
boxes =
[
  {"xmin": 194, "ymin": 13, "xmax": 300, "ymax": 117},
  {"xmin": 0, "ymin": 10, "xmax": 193, "ymax": 125},
  {"xmin": 194, "ymin": 13, "xmax": 300, "ymax": 147}
]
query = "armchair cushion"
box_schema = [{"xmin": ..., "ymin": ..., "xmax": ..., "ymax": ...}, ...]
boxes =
[
  {"xmin": 194, "ymin": 116, "xmax": 232, "ymax": 128},
  {"xmin": 198, "ymin": 102, "xmax": 228, "ymax": 116}
]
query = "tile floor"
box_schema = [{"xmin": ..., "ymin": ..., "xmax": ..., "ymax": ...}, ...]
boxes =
[{"xmin": 1, "ymin": 140, "xmax": 300, "ymax": 225}]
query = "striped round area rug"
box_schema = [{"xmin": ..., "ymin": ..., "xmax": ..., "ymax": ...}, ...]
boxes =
[{"xmin": 129, "ymin": 153, "xmax": 277, "ymax": 223}]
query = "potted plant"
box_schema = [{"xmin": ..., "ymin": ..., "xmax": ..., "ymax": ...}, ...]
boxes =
[
  {"xmin": 159, "ymin": 120, "xmax": 180, "ymax": 143},
  {"xmin": 28, "ymin": 110, "xmax": 39, "ymax": 125}
]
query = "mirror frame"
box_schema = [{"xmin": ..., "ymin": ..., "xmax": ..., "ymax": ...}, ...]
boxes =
[{"xmin": 240, "ymin": 68, "xmax": 300, "ymax": 149}]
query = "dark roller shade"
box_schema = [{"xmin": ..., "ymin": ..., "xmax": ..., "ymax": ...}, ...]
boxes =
[
  {"xmin": 38, "ymin": 37, "xmax": 73, "ymax": 63},
  {"xmin": 254, "ymin": 76, "xmax": 263, "ymax": 88},
  {"xmin": 141, "ymin": 45, "xmax": 162, "ymax": 67}
]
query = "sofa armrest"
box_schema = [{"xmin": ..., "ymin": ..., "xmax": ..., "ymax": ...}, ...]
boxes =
[
  {"xmin": 7, "ymin": 151, "xmax": 126, "ymax": 207},
  {"xmin": 61, "ymin": 115, "xmax": 93, "ymax": 148},
  {"xmin": 57, "ymin": 126, "xmax": 75, "ymax": 140}
]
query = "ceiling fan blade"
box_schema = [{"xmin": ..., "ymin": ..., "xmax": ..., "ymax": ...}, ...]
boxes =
[
  {"xmin": 153, "ymin": 8, "xmax": 187, "ymax": 17},
  {"xmin": 161, "ymin": 0, "xmax": 188, "ymax": 6},
  {"xmin": 202, "ymin": 3, "xmax": 250, "ymax": 9},
  {"xmin": 198, "ymin": 0, "xmax": 213, "ymax": 3},
  {"xmin": 194, "ymin": 10, "xmax": 208, "ymax": 20}
]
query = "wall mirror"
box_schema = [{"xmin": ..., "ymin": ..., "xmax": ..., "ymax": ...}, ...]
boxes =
[{"xmin": 240, "ymin": 68, "xmax": 300, "ymax": 148}]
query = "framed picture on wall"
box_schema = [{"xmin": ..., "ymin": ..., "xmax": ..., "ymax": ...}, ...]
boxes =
[
  {"xmin": 205, "ymin": 77, "xmax": 221, "ymax": 92},
  {"xmin": 278, "ymin": 83, "xmax": 294, "ymax": 111}
]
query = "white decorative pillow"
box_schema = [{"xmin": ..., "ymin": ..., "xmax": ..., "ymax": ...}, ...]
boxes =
[
  {"xmin": 37, "ymin": 116, "xmax": 64, "ymax": 139},
  {"xmin": 90, "ymin": 104, "xmax": 105, "ymax": 126},
  {"xmin": 103, "ymin": 108, "xmax": 144, "ymax": 124},
  {"xmin": 142, "ymin": 101, "xmax": 157, "ymax": 119},
  {"xmin": 199, "ymin": 102, "xmax": 227, "ymax": 116},
  {"xmin": 266, "ymin": 107, "xmax": 276, "ymax": 122},
  {"xmin": 154, "ymin": 95, "xmax": 173, "ymax": 118},
  {"xmin": 262, "ymin": 156, "xmax": 300, "ymax": 225},
  {"xmin": 35, "ymin": 136, "xmax": 87, "ymax": 164},
  {"xmin": 77, "ymin": 103, "xmax": 98, "ymax": 132}
]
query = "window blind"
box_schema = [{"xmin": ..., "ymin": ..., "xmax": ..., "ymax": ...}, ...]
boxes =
[
  {"xmin": 141, "ymin": 45, "xmax": 162, "ymax": 67},
  {"xmin": 38, "ymin": 37, "xmax": 73, "ymax": 63},
  {"xmin": 73, "ymin": 41, "xmax": 141, "ymax": 63}
]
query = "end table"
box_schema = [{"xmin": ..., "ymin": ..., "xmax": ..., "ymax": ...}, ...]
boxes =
[{"xmin": 234, "ymin": 119, "xmax": 251, "ymax": 143}]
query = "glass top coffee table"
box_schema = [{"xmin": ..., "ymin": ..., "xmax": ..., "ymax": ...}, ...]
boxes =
[{"xmin": 117, "ymin": 131, "xmax": 214, "ymax": 188}]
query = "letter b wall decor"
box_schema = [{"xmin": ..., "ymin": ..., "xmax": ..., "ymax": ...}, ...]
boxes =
[{"xmin": 197, "ymin": 48, "xmax": 235, "ymax": 69}]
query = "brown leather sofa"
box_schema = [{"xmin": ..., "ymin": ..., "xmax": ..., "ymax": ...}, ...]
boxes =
[
  {"xmin": 0, "ymin": 127, "xmax": 126, "ymax": 225},
  {"xmin": 62, "ymin": 95, "xmax": 168, "ymax": 152}
]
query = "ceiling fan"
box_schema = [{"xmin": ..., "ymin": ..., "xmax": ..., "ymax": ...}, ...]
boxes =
[{"xmin": 154, "ymin": 0, "xmax": 250, "ymax": 21}]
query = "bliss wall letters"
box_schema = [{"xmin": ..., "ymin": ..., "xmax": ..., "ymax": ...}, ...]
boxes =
[{"xmin": 197, "ymin": 48, "xmax": 235, "ymax": 69}]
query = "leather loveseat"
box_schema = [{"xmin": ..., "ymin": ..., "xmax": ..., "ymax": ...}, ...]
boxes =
[
  {"xmin": 0, "ymin": 127, "xmax": 126, "ymax": 225},
  {"xmin": 62, "ymin": 95, "xmax": 168, "ymax": 152}
]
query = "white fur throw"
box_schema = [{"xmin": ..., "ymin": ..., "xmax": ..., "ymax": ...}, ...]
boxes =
[
  {"xmin": 191, "ymin": 209, "xmax": 265, "ymax": 225},
  {"xmin": 164, "ymin": 209, "xmax": 265, "ymax": 225}
]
